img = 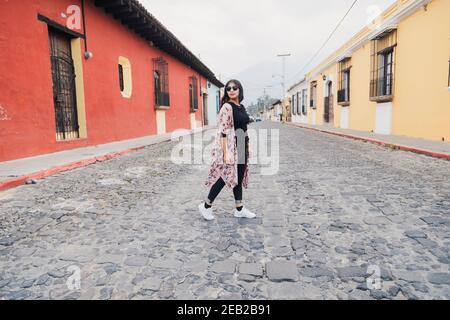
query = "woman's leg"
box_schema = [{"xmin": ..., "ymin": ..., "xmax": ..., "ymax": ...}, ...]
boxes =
[
  {"xmin": 233, "ymin": 164, "xmax": 246, "ymax": 210},
  {"xmin": 205, "ymin": 177, "xmax": 226, "ymax": 208}
]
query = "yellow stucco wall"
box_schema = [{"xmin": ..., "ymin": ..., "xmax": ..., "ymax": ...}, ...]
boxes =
[
  {"xmin": 347, "ymin": 43, "xmax": 377, "ymax": 132},
  {"xmin": 392, "ymin": 0, "xmax": 450, "ymax": 141},
  {"xmin": 304, "ymin": 0, "xmax": 449, "ymax": 141}
]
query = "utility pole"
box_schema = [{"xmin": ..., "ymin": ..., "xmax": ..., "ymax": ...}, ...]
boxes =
[{"xmin": 277, "ymin": 53, "xmax": 291, "ymax": 99}]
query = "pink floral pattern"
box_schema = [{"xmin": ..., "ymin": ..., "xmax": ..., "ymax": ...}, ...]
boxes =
[{"xmin": 205, "ymin": 103, "xmax": 250, "ymax": 189}]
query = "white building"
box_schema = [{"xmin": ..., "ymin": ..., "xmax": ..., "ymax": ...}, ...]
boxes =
[{"xmin": 287, "ymin": 78, "xmax": 309, "ymax": 124}]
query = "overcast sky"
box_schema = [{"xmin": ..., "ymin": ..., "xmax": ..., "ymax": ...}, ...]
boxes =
[{"xmin": 141, "ymin": 0, "xmax": 397, "ymax": 104}]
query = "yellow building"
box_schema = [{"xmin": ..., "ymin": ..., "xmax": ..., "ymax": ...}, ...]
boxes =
[{"xmin": 305, "ymin": 0, "xmax": 450, "ymax": 142}]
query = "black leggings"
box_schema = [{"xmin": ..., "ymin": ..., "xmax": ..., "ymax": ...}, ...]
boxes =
[{"xmin": 207, "ymin": 163, "xmax": 247, "ymax": 206}]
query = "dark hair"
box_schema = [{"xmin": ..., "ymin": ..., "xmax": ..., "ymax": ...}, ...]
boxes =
[{"xmin": 221, "ymin": 79, "xmax": 244, "ymax": 107}]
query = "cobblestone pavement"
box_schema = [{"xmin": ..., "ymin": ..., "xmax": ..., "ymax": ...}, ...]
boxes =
[{"xmin": 0, "ymin": 122, "xmax": 449, "ymax": 300}]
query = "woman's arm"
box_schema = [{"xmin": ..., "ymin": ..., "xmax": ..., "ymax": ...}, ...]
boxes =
[{"xmin": 218, "ymin": 104, "xmax": 232, "ymax": 164}]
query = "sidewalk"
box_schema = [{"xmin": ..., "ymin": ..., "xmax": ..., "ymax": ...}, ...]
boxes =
[
  {"xmin": 0, "ymin": 126, "xmax": 216, "ymax": 191},
  {"xmin": 287, "ymin": 122, "xmax": 450, "ymax": 160}
]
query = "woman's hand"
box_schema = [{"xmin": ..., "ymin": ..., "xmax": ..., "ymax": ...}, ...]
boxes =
[{"xmin": 221, "ymin": 137, "xmax": 232, "ymax": 164}]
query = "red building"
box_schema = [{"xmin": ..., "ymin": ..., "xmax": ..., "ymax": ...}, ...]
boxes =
[{"xmin": 0, "ymin": 0, "xmax": 223, "ymax": 162}]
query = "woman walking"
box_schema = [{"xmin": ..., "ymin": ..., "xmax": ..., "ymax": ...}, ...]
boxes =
[{"xmin": 199, "ymin": 79, "xmax": 256, "ymax": 221}]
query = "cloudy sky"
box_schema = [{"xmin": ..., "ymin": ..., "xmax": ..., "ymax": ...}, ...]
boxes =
[{"xmin": 141, "ymin": 0, "xmax": 397, "ymax": 104}]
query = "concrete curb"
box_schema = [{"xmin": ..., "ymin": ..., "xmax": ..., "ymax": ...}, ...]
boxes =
[
  {"xmin": 286, "ymin": 123, "xmax": 450, "ymax": 161},
  {"xmin": 0, "ymin": 127, "xmax": 215, "ymax": 192}
]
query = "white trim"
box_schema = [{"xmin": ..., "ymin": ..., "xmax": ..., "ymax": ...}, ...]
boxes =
[
  {"xmin": 375, "ymin": 102, "xmax": 392, "ymax": 135},
  {"xmin": 340, "ymin": 107, "xmax": 349, "ymax": 129}
]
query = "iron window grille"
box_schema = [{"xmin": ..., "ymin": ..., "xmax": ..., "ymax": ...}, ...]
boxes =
[
  {"xmin": 153, "ymin": 57, "xmax": 170, "ymax": 108},
  {"xmin": 292, "ymin": 94, "xmax": 296, "ymax": 115},
  {"xmin": 338, "ymin": 58, "xmax": 351, "ymax": 105},
  {"xmin": 118, "ymin": 64, "xmax": 124, "ymax": 92},
  {"xmin": 370, "ymin": 30, "xmax": 397, "ymax": 102},
  {"xmin": 296, "ymin": 92, "xmax": 300, "ymax": 115},
  {"xmin": 302, "ymin": 89, "xmax": 308, "ymax": 115},
  {"xmin": 189, "ymin": 76, "xmax": 199, "ymax": 112}
]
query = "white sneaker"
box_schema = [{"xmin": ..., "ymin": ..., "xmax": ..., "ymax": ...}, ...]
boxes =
[
  {"xmin": 199, "ymin": 203, "xmax": 215, "ymax": 221},
  {"xmin": 234, "ymin": 207, "xmax": 256, "ymax": 219}
]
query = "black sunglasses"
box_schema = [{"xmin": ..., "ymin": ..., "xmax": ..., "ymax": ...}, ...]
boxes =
[{"xmin": 226, "ymin": 86, "xmax": 239, "ymax": 92}]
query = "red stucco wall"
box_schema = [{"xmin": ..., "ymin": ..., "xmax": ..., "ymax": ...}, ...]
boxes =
[{"xmin": 0, "ymin": 0, "xmax": 205, "ymax": 162}]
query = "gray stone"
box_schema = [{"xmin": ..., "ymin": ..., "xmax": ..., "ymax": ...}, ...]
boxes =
[
  {"xmin": 151, "ymin": 258, "xmax": 183, "ymax": 270},
  {"xmin": 301, "ymin": 267, "xmax": 334, "ymax": 278},
  {"xmin": 141, "ymin": 277, "xmax": 162, "ymax": 291},
  {"xmin": 48, "ymin": 270, "xmax": 66, "ymax": 279},
  {"xmin": 59, "ymin": 246, "xmax": 96, "ymax": 263},
  {"xmin": 103, "ymin": 264, "xmax": 120, "ymax": 275},
  {"xmin": 412, "ymin": 282, "xmax": 429, "ymax": 293},
  {"xmin": 239, "ymin": 263, "xmax": 263, "ymax": 277},
  {"xmin": 238, "ymin": 274, "xmax": 257, "ymax": 282},
  {"xmin": 393, "ymin": 271, "xmax": 424, "ymax": 283},
  {"xmin": 421, "ymin": 216, "xmax": 447, "ymax": 225},
  {"xmin": 388, "ymin": 286, "xmax": 401, "ymax": 296},
  {"xmin": 50, "ymin": 212, "xmax": 66, "ymax": 220},
  {"xmin": 124, "ymin": 256, "xmax": 149, "ymax": 267},
  {"xmin": 335, "ymin": 246, "xmax": 349, "ymax": 254},
  {"xmin": 210, "ymin": 261, "xmax": 236, "ymax": 274},
  {"xmin": 268, "ymin": 282, "xmax": 322, "ymax": 299},
  {"xmin": 266, "ymin": 260, "xmax": 299, "ymax": 282},
  {"xmin": 95, "ymin": 254, "xmax": 123, "ymax": 265},
  {"xmin": 20, "ymin": 279, "xmax": 35, "ymax": 289},
  {"xmin": 0, "ymin": 279, "xmax": 11, "ymax": 289},
  {"xmin": 415, "ymin": 238, "xmax": 438, "ymax": 248},
  {"xmin": 427, "ymin": 273, "xmax": 450, "ymax": 285},
  {"xmin": 363, "ymin": 216, "xmax": 389, "ymax": 226},
  {"xmin": 370, "ymin": 289, "xmax": 389, "ymax": 300},
  {"xmin": 35, "ymin": 274, "xmax": 50, "ymax": 286},
  {"xmin": 100, "ymin": 287, "xmax": 113, "ymax": 300},
  {"xmin": 0, "ymin": 237, "xmax": 16, "ymax": 246},
  {"xmin": 12, "ymin": 247, "xmax": 37, "ymax": 257},
  {"xmin": 404, "ymin": 230, "xmax": 427, "ymax": 239},
  {"xmin": 337, "ymin": 266, "xmax": 367, "ymax": 279}
]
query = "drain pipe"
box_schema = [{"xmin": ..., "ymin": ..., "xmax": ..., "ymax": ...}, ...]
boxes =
[{"xmin": 82, "ymin": 0, "xmax": 93, "ymax": 59}]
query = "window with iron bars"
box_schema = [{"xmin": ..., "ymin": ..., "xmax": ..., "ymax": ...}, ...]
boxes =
[
  {"xmin": 302, "ymin": 89, "xmax": 308, "ymax": 115},
  {"xmin": 310, "ymin": 81, "xmax": 317, "ymax": 109},
  {"xmin": 338, "ymin": 58, "xmax": 351, "ymax": 105},
  {"xmin": 292, "ymin": 94, "xmax": 296, "ymax": 115},
  {"xmin": 189, "ymin": 76, "xmax": 199, "ymax": 112},
  {"xmin": 296, "ymin": 92, "xmax": 300, "ymax": 115},
  {"xmin": 153, "ymin": 57, "xmax": 170, "ymax": 108},
  {"xmin": 370, "ymin": 29, "xmax": 397, "ymax": 102}
]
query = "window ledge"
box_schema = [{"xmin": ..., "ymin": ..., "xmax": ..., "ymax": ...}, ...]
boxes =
[
  {"xmin": 155, "ymin": 105, "xmax": 170, "ymax": 110},
  {"xmin": 370, "ymin": 95, "xmax": 393, "ymax": 103},
  {"xmin": 338, "ymin": 101, "xmax": 350, "ymax": 106}
]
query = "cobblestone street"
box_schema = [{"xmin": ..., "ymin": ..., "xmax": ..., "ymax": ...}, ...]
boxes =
[{"xmin": 0, "ymin": 121, "xmax": 449, "ymax": 300}]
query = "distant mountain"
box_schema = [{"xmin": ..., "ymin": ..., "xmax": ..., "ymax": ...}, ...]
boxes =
[{"xmin": 227, "ymin": 54, "xmax": 308, "ymax": 106}]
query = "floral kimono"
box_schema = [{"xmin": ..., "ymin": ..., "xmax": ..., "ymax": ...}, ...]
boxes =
[{"xmin": 204, "ymin": 103, "xmax": 250, "ymax": 189}]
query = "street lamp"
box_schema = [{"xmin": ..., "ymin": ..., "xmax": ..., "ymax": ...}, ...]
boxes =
[{"xmin": 277, "ymin": 53, "xmax": 291, "ymax": 99}]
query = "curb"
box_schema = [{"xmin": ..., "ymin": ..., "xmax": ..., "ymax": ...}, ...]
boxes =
[
  {"xmin": 287, "ymin": 123, "xmax": 450, "ymax": 161},
  {"xmin": 0, "ymin": 127, "xmax": 215, "ymax": 192}
]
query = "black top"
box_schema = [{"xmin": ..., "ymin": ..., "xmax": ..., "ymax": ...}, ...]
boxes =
[
  {"xmin": 221, "ymin": 101, "xmax": 250, "ymax": 138},
  {"xmin": 229, "ymin": 101, "xmax": 250, "ymax": 133}
]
